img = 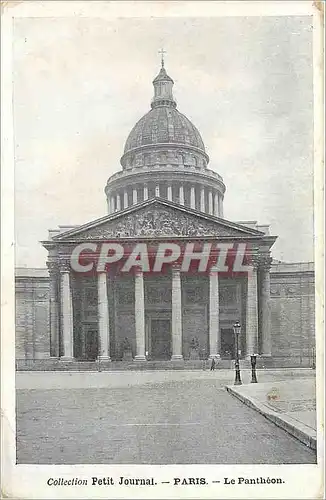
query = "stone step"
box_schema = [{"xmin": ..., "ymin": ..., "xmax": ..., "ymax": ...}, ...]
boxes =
[
  {"xmin": 16, "ymin": 359, "xmax": 228, "ymax": 371},
  {"xmin": 16, "ymin": 356, "xmax": 314, "ymax": 371}
]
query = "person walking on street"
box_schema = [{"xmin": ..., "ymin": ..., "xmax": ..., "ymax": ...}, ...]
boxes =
[{"xmin": 210, "ymin": 357, "xmax": 216, "ymax": 371}]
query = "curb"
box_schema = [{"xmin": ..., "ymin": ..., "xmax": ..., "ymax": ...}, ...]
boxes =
[{"xmin": 226, "ymin": 386, "xmax": 317, "ymax": 451}]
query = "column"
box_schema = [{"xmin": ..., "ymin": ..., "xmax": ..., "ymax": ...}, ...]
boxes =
[
  {"xmin": 123, "ymin": 190, "xmax": 128, "ymax": 209},
  {"xmin": 133, "ymin": 188, "xmax": 138, "ymax": 205},
  {"xmin": 116, "ymin": 193, "xmax": 121, "ymax": 211},
  {"xmin": 208, "ymin": 191, "xmax": 213, "ymax": 214},
  {"xmin": 134, "ymin": 269, "xmax": 146, "ymax": 360},
  {"xmin": 167, "ymin": 185, "xmax": 172, "ymax": 201},
  {"xmin": 143, "ymin": 184, "xmax": 148, "ymax": 200},
  {"xmin": 209, "ymin": 271, "xmax": 220, "ymax": 359},
  {"xmin": 190, "ymin": 186, "xmax": 196, "ymax": 209},
  {"xmin": 218, "ymin": 195, "xmax": 224, "ymax": 218},
  {"xmin": 171, "ymin": 266, "xmax": 183, "ymax": 360},
  {"xmin": 260, "ymin": 256, "xmax": 272, "ymax": 356},
  {"xmin": 111, "ymin": 196, "xmax": 115, "ymax": 213},
  {"xmin": 155, "ymin": 184, "xmax": 160, "ymax": 197},
  {"xmin": 246, "ymin": 262, "xmax": 259, "ymax": 357},
  {"xmin": 107, "ymin": 197, "xmax": 111, "ymax": 214},
  {"xmin": 200, "ymin": 187, "xmax": 205, "ymax": 212},
  {"xmin": 214, "ymin": 192, "xmax": 219, "ymax": 217},
  {"xmin": 60, "ymin": 262, "xmax": 73, "ymax": 360},
  {"xmin": 97, "ymin": 272, "xmax": 111, "ymax": 361},
  {"xmin": 47, "ymin": 262, "xmax": 59, "ymax": 357},
  {"xmin": 179, "ymin": 184, "xmax": 185, "ymax": 205}
]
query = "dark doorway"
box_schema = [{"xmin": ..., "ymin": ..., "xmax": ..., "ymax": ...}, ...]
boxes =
[
  {"xmin": 85, "ymin": 328, "xmax": 99, "ymax": 360},
  {"xmin": 221, "ymin": 328, "xmax": 235, "ymax": 359},
  {"xmin": 150, "ymin": 319, "xmax": 171, "ymax": 360}
]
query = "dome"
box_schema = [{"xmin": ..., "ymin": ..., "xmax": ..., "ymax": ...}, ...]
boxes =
[
  {"xmin": 106, "ymin": 59, "xmax": 225, "ymax": 219},
  {"xmin": 124, "ymin": 106, "xmax": 206, "ymax": 154}
]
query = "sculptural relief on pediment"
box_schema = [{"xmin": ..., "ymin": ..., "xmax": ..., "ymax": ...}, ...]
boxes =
[{"xmin": 65, "ymin": 206, "xmax": 251, "ymax": 240}]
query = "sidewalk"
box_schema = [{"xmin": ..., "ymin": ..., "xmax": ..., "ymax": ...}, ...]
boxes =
[{"xmin": 226, "ymin": 378, "xmax": 317, "ymax": 450}]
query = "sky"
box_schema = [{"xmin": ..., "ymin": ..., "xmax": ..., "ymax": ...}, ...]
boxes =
[{"xmin": 13, "ymin": 15, "xmax": 314, "ymax": 267}]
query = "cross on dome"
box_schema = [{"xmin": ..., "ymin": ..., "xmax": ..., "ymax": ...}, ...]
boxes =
[{"xmin": 158, "ymin": 48, "xmax": 166, "ymax": 67}]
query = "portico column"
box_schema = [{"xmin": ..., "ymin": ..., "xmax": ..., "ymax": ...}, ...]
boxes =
[
  {"xmin": 171, "ymin": 266, "xmax": 183, "ymax": 360},
  {"xmin": 167, "ymin": 185, "xmax": 172, "ymax": 201},
  {"xmin": 155, "ymin": 184, "xmax": 160, "ymax": 197},
  {"xmin": 107, "ymin": 197, "xmax": 111, "ymax": 214},
  {"xmin": 123, "ymin": 190, "xmax": 128, "ymax": 209},
  {"xmin": 208, "ymin": 191, "xmax": 213, "ymax": 214},
  {"xmin": 143, "ymin": 184, "xmax": 148, "ymax": 200},
  {"xmin": 111, "ymin": 196, "xmax": 115, "ymax": 213},
  {"xmin": 133, "ymin": 188, "xmax": 138, "ymax": 205},
  {"xmin": 97, "ymin": 272, "xmax": 111, "ymax": 361},
  {"xmin": 209, "ymin": 270, "xmax": 220, "ymax": 359},
  {"xmin": 246, "ymin": 261, "xmax": 259, "ymax": 357},
  {"xmin": 179, "ymin": 184, "xmax": 185, "ymax": 205},
  {"xmin": 59, "ymin": 261, "xmax": 74, "ymax": 360},
  {"xmin": 190, "ymin": 186, "xmax": 196, "ymax": 209},
  {"xmin": 134, "ymin": 269, "xmax": 146, "ymax": 360},
  {"xmin": 47, "ymin": 262, "xmax": 59, "ymax": 357},
  {"xmin": 116, "ymin": 194, "xmax": 121, "ymax": 211},
  {"xmin": 214, "ymin": 192, "xmax": 219, "ymax": 217},
  {"xmin": 260, "ymin": 255, "xmax": 272, "ymax": 356},
  {"xmin": 200, "ymin": 187, "xmax": 205, "ymax": 212}
]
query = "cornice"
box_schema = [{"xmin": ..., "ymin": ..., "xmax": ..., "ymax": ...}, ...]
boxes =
[
  {"xmin": 105, "ymin": 167, "xmax": 226, "ymax": 194},
  {"xmin": 120, "ymin": 142, "xmax": 209, "ymax": 165}
]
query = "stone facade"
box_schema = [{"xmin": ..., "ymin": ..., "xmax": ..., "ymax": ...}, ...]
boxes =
[{"xmin": 15, "ymin": 261, "xmax": 315, "ymax": 368}]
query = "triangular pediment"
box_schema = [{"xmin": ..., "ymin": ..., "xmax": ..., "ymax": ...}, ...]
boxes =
[{"xmin": 52, "ymin": 198, "xmax": 265, "ymax": 241}]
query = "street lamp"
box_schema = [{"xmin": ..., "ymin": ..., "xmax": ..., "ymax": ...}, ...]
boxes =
[
  {"xmin": 233, "ymin": 321, "xmax": 242, "ymax": 385},
  {"xmin": 250, "ymin": 354, "xmax": 258, "ymax": 383}
]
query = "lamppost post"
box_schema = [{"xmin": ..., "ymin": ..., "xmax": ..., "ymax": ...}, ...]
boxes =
[
  {"xmin": 251, "ymin": 354, "xmax": 258, "ymax": 383},
  {"xmin": 233, "ymin": 321, "xmax": 242, "ymax": 386}
]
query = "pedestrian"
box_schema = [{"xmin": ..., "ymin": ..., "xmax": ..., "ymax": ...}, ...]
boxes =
[{"xmin": 210, "ymin": 357, "xmax": 216, "ymax": 371}]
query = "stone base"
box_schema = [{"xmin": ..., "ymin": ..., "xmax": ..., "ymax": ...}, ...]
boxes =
[
  {"xmin": 97, "ymin": 356, "xmax": 111, "ymax": 362},
  {"xmin": 134, "ymin": 355, "xmax": 146, "ymax": 361},
  {"xmin": 171, "ymin": 355, "xmax": 183, "ymax": 360},
  {"xmin": 59, "ymin": 356, "xmax": 74, "ymax": 362},
  {"xmin": 208, "ymin": 354, "xmax": 221, "ymax": 360}
]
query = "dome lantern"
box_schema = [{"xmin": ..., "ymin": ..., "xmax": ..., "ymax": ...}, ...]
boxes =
[{"xmin": 151, "ymin": 57, "xmax": 176, "ymax": 109}]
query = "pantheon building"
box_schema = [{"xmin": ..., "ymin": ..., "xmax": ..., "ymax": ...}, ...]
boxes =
[{"xmin": 15, "ymin": 62, "xmax": 315, "ymax": 369}]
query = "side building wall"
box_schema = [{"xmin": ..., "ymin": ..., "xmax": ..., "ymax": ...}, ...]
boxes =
[
  {"xmin": 15, "ymin": 268, "xmax": 50, "ymax": 365},
  {"xmin": 15, "ymin": 262, "xmax": 315, "ymax": 368},
  {"xmin": 269, "ymin": 262, "xmax": 315, "ymax": 367}
]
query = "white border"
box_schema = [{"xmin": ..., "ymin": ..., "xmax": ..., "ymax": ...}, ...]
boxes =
[{"xmin": 1, "ymin": 1, "xmax": 324, "ymax": 499}]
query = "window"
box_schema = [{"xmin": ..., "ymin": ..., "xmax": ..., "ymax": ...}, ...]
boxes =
[{"xmin": 177, "ymin": 152, "xmax": 184, "ymax": 164}]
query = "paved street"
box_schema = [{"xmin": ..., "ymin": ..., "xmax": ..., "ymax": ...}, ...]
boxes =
[{"xmin": 16, "ymin": 371, "xmax": 316, "ymax": 464}]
